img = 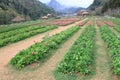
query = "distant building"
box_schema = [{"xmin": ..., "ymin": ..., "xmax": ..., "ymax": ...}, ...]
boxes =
[
  {"xmin": 41, "ymin": 16, "xmax": 48, "ymax": 19},
  {"xmin": 47, "ymin": 14, "xmax": 52, "ymax": 17},
  {"xmin": 77, "ymin": 10, "xmax": 89, "ymax": 16},
  {"xmin": 12, "ymin": 16, "xmax": 25, "ymax": 22}
]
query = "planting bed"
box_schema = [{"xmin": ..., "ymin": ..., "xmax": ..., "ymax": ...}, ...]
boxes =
[
  {"xmin": 43, "ymin": 18, "xmax": 80, "ymax": 26},
  {"xmin": 97, "ymin": 20, "xmax": 105, "ymax": 27},
  {"xmin": 52, "ymin": 18, "xmax": 80, "ymax": 26},
  {"xmin": 105, "ymin": 21, "xmax": 115, "ymax": 27},
  {"xmin": 87, "ymin": 20, "xmax": 94, "ymax": 26},
  {"xmin": 77, "ymin": 18, "xmax": 88, "ymax": 26},
  {"xmin": 100, "ymin": 26, "xmax": 120, "ymax": 76},
  {"xmin": 57, "ymin": 25, "xmax": 96, "ymax": 74},
  {"xmin": 0, "ymin": 25, "xmax": 57, "ymax": 47},
  {"xmin": 110, "ymin": 19, "xmax": 120, "ymax": 33},
  {"xmin": 10, "ymin": 26, "xmax": 80, "ymax": 69},
  {"xmin": 0, "ymin": 17, "xmax": 120, "ymax": 80},
  {"xmin": 114, "ymin": 25, "xmax": 120, "ymax": 33}
]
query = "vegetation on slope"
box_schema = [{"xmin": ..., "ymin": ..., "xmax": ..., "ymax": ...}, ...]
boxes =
[
  {"xmin": 88, "ymin": 0, "xmax": 106, "ymax": 10},
  {"xmin": 0, "ymin": 0, "xmax": 55, "ymax": 24},
  {"xmin": 89, "ymin": 0, "xmax": 120, "ymax": 17},
  {"xmin": 102, "ymin": 0, "xmax": 120, "ymax": 13}
]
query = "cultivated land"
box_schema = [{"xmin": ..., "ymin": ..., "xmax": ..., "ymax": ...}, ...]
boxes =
[{"xmin": 0, "ymin": 17, "xmax": 119, "ymax": 80}]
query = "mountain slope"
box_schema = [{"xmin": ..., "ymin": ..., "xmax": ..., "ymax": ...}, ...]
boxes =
[
  {"xmin": 0, "ymin": 0, "xmax": 55, "ymax": 24},
  {"xmin": 102, "ymin": 0, "xmax": 120, "ymax": 13},
  {"xmin": 88, "ymin": 0, "xmax": 106, "ymax": 10},
  {"xmin": 47, "ymin": 0, "xmax": 84, "ymax": 14},
  {"xmin": 47, "ymin": 0, "xmax": 65, "ymax": 12},
  {"xmin": 88, "ymin": 0, "xmax": 120, "ymax": 16},
  {"xmin": 102, "ymin": 0, "xmax": 120, "ymax": 17}
]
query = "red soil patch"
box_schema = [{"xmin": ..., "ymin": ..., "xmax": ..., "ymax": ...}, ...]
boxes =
[
  {"xmin": 87, "ymin": 20, "xmax": 94, "ymax": 26},
  {"xmin": 112, "ymin": 75, "xmax": 119, "ymax": 80},
  {"xmin": 43, "ymin": 18, "xmax": 80, "ymax": 26},
  {"xmin": 105, "ymin": 21, "xmax": 115, "ymax": 27},
  {"xmin": 97, "ymin": 21, "xmax": 105, "ymax": 27},
  {"xmin": 77, "ymin": 19, "xmax": 88, "ymax": 26}
]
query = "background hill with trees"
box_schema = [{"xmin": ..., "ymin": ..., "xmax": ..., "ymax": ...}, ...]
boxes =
[
  {"xmin": 89, "ymin": 0, "xmax": 120, "ymax": 17},
  {"xmin": 0, "ymin": 0, "xmax": 55, "ymax": 24}
]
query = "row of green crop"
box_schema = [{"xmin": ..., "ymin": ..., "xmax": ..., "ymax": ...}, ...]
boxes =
[
  {"xmin": 0, "ymin": 20, "xmax": 43, "ymax": 33},
  {"xmin": 100, "ymin": 26, "xmax": 120, "ymax": 76},
  {"xmin": 57, "ymin": 26, "xmax": 96, "ymax": 74},
  {"xmin": 0, "ymin": 26, "xmax": 57, "ymax": 47},
  {"xmin": 10, "ymin": 26, "xmax": 80, "ymax": 69},
  {"xmin": 110, "ymin": 18, "xmax": 120, "ymax": 33},
  {"xmin": 0, "ymin": 25, "xmax": 45, "ymax": 39},
  {"xmin": 114, "ymin": 25, "xmax": 120, "ymax": 33},
  {"xmin": 110, "ymin": 18, "xmax": 120, "ymax": 25}
]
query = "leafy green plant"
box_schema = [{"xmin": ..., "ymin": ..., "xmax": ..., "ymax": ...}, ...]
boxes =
[
  {"xmin": 57, "ymin": 26, "xmax": 96, "ymax": 74},
  {"xmin": 110, "ymin": 18, "xmax": 120, "ymax": 33},
  {"xmin": 114, "ymin": 25, "xmax": 120, "ymax": 33},
  {"xmin": 10, "ymin": 26, "xmax": 80, "ymax": 69},
  {"xmin": 0, "ymin": 25, "xmax": 57, "ymax": 47},
  {"xmin": 100, "ymin": 26, "xmax": 120, "ymax": 76}
]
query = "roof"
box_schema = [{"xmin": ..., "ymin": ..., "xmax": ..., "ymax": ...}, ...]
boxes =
[
  {"xmin": 82, "ymin": 12, "xmax": 89, "ymax": 14},
  {"xmin": 12, "ymin": 16, "xmax": 25, "ymax": 22},
  {"xmin": 42, "ymin": 16, "xmax": 48, "ymax": 19}
]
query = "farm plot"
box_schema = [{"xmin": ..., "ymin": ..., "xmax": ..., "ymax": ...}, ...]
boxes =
[
  {"xmin": 105, "ymin": 21, "xmax": 115, "ymax": 27},
  {"xmin": 56, "ymin": 25, "xmax": 96, "ymax": 75},
  {"xmin": 106, "ymin": 18, "xmax": 120, "ymax": 33},
  {"xmin": 87, "ymin": 20, "xmax": 94, "ymax": 26},
  {"xmin": 0, "ymin": 25, "xmax": 57, "ymax": 47},
  {"xmin": 0, "ymin": 20, "xmax": 43, "ymax": 33},
  {"xmin": 52, "ymin": 18, "xmax": 80, "ymax": 26},
  {"xmin": 77, "ymin": 18, "xmax": 88, "ymax": 26},
  {"xmin": 100, "ymin": 26, "xmax": 120, "ymax": 76},
  {"xmin": 10, "ymin": 26, "xmax": 80, "ymax": 69},
  {"xmin": 114, "ymin": 25, "xmax": 120, "ymax": 33},
  {"xmin": 0, "ymin": 17, "xmax": 120, "ymax": 80},
  {"xmin": 97, "ymin": 20, "xmax": 105, "ymax": 27},
  {"xmin": 43, "ymin": 18, "xmax": 80, "ymax": 26}
]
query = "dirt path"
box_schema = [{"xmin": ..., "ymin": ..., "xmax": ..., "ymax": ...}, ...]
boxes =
[
  {"xmin": 7, "ymin": 24, "xmax": 86, "ymax": 80},
  {"xmin": 0, "ymin": 20, "xmax": 84, "ymax": 80},
  {"xmin": 109, "ymin": 27, "xmax": 120, "ymax": 37},
  {"xmin": 91, "ymin": 24, "xmax": 112, "ymax": 80}
]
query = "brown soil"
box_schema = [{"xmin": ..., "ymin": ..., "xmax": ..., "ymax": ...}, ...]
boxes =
[
  {"xmin": 112, "ymin": 75, "xmax": 119, "ymax": 80},
  {"xmin": 91, "ymin": 24, "xmax": 112, "ymax": 80},
  {"xmin": 0, "ymin": 20, "xmax": 85, "ymax": 80}
]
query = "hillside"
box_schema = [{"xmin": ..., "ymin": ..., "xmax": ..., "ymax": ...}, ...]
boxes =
[
  {"xmin": 88, "ymin": 0, "xmax": 106, "ymax": 10},
  {"xmin": 89, "ymin": 0, "xmax": 120, "ymax": 17},
  {"xmin": 102, "ymin": 0, "xmax": 120, "ymax": 13},
  {"xmin": 47, "ymin": 0, "xmax": 84, "ymax": 14},
  {"xmin": 0, "ymin": 0, "xmax": 55, "ymax": 24},
  {"xmin": 47, "ymin": 0, "xmax": 64, "ymax": 12}
]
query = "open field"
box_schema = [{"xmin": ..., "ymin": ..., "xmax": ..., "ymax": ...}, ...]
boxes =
[{"xmin": 0, "ymin": 17, "xmax": 120, "ymax": 80}]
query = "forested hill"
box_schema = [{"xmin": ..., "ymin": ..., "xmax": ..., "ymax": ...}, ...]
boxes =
[
  {"xmin": 88, "ymin": 0, "xmax": 120, "ymax": 17},
  {"xmin": 0, "ymin": 0, "xmax": 55, "ymax": 24},
  {"xmin": 88, "ymin": 0, "xmax": 106, "ymax": 10},
  {"xmin": 89, "ymin": 0, "xmax": 120, "ymax": 11},
  {"xmin": 102, "ymin": 0, "xmax": 120, "ymax": 13}
]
